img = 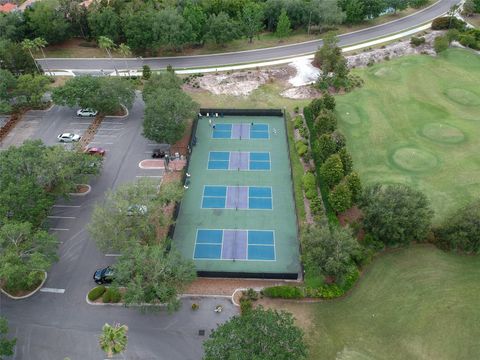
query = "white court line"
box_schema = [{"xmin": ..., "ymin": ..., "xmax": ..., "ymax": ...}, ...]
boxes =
[
  {"xmin": 40, "ymin": 288, "xmax": 65, "ymax": 294},
  {"xmin": 53, "ymin": 205, "xmax": 81, "ymax": 208},
  {"xmin": 105, "ymin": 254, "xmax": 122, "ymax": 257},
  {"xmin": 50, "ymin": 228, "xmax": 69, "ymax": 231},
  {"xmin": 47, "ymin": 216, "xmax": 76, "ymax": 219}
]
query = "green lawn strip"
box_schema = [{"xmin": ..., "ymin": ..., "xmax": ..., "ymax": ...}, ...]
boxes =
[
  {"xmin": 305, "ymin": 245, "xmax": 480, "ymax": 360},
  {"xmin": 286, "ymin": 112, "xmax": 306, "ymax": 224},
  {"xmin": 335, "ymin": 49, "xmax": 480, "ymax": 223}
]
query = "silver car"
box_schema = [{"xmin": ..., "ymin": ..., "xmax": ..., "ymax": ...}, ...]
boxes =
[
  {"xmin": 57, "ymin": 133, "xmax": 81, "ymax": 142},
  {"xmin": 76, "ymin": 108, "xmax": 98, "ymax": 117}
]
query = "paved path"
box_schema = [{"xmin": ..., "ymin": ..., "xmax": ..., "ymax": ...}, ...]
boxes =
[{"xmin": 37, "ymin": 0, "xmax": 458, "ymax": 73}]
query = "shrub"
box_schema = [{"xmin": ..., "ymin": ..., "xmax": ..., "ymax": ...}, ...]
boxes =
[
  {"xmin": 431, "ymin": 16, "xmax": 466, "ymax": 31},
  {"xmin": 294, "ymin": 105, "xmax": 299, "ymax": 113},
  {"xmin": 409, "ymin": 0, "xmax": 429, "ymax": 8},
  {"xmin": 459, "ymin": 34, "xmax": 478, "ymax": 49},
  {"xmin": 142, "ymin": 65, "xmax": 151, "ymax": 80},
  {"xmin": 295, "ymin": 140, "xmax": 308, "ymax": 157},
  {"xmin": 299, "ymin": 126, "xmax": 309, "ymax": 139},
  {"xmin": 191, "ymin": 303, "xmax": 199, "ymax": 310},
  {"xmin": 410, "ymin": 36, "xmax": 426, "ymax": 47},
  {"xmin": 103, "ymin": 287, "xmax": 121, "ymax": 303},
  {"xmin": 262, "ymin": 286, "xmax": 304, "ymax": 299},
  {"xmin": 294, "ymin": 116, "xmax": 304, "ymax": 129},
  {"xmin": 88, "ymin": 286, "xmax": 106, "ymax": 301},
  {"xmin": 320, "ymin": 154, "xmax": 344, "ymax": 189},
  {"xmin": 240, "ymin": 298, "xmax": 253, "ymax": 314},
  {"xmin": 315, "ymin": 134, "xmax": 337, "ymax": 164},
  {"xmin": 313, "ymin": 109, "xmax": 337, "ymax": 136},
  {"xmin": 345, "ymin": 171, "xmax": 362, "ymax": 203},
  {"xmin": 434, "ymin": 35, "xmax": 449, "ymax": 53},
  {"xmin": 322, "ymin": 92, "xmax": 336, "ymax": 111},
  {"xmin": 243, "ymin": 288, "xmax": 259, "ymax": 301},
  {"xmin": 329, "ymin": 181, "xmax": 352, "ymax": 213},
  {"xmin": 338, "ymin": 147, "xmax": 353, "ymax": 175},
  {"xmin": 310, "ymin": 197, "xmax": 324, "ymax": 215}
]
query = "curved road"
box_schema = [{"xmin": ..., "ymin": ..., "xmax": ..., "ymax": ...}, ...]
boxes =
[{"xmin": 37, "ymin": 0, "xmax": 458, "ymax": 72}]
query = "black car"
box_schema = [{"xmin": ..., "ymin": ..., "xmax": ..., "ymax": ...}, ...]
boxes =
[
  {"xmin": 93, "ymin": 266, "xmax": 114, "ymax": 284},
  {"xmin": 152, "ymin": 149, "xmax": 166, "ymax": 158}
]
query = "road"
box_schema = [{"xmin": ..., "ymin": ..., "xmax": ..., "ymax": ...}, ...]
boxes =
[
  {"xmin": 37, "ymin": 0, "xmax": 458, "ymax": 73},
  {"xmin": 0, "ymin": 97, "xmax": 237, "ymax": 359}
]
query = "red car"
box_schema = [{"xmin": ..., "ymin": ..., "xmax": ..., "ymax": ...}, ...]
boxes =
[{"xmin": 85, "ymin": 147, "xmax": 106, "ymax": 156}]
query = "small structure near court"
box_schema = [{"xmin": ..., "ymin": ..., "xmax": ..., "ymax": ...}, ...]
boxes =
[{"xmin": 173, "ymin": 109, "xmax": 301, "ymax": 279}]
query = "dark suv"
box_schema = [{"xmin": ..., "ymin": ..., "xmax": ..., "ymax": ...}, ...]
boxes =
[{"xmin": 93, "ymin": 266, "xmax": 114, "ymax": 284}]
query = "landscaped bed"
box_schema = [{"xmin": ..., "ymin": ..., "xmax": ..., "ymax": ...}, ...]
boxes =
[{"xmin": 336, "ymin": 49, "xmax": 480, "ymax": 222}]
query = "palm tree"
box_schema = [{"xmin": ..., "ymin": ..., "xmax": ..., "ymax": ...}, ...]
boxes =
[
  {"xmin": 118, "ymin": 43, "xmax": 132, "ymax": 78},
  {"xmin": 33, "ymin": 37, "xmax": 51, "ymax": 76},
  {"xmin": 98, "ymin": 36, "xmax": 118, "ymax": 76},
  {"xmin": 99, "ymin": 323, "xmax": 128, "ymax": 358},
  {"xmin": 21, "ymin": 39, "xmax": 41, "ymax": 73}
]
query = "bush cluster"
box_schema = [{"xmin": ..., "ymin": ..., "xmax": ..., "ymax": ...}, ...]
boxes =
[
  {"xmin": 261, "ymin": 286, "xmax": 303, "ymax": 299},
  {"xmin": 88, "ymin": 286, "xmax": 106, "ymax": 301},
  {"xmin": 102, "ymin": 287, "xmax": 122, "ymax": 303},
  {"xmin": 431, "ymin": 16, "xmax": 466, "ymax": 31},
  {"xmin": 410, "ymin": 36, "xmax": 426, "ymax": 47}
]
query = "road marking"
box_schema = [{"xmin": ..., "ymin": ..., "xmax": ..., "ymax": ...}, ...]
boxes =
[
  {"xmin": 50, "ymin": 228, "xmax": 69, "ymax": 231},
  {"xmin": 47, "ymin": 216, "xmax": 76, "ymax": 219},
  {"xmin": 71, "ymin": 122, "xmax": 92, "ymax": 125},
  {"xmin": 90, "ymin": 142, "xmax": 114, "ymax": 145},
  {"xmin": 147, "ymin": 143, "xmax": 165, "ymax": 146},
  {"xmin": 97, "ymin": 127, "xmax": 124, "ymax": 130},
  {"xmin": 53, "ymin": 205, "xmax": 81, "ymax": 208},
  {"xmin": 105, "ymin": 254, "xmax": 122, "ymax": 257},
  {"xmin": 40, "ymin": 288, "xmax": 65, "ymax": 294},
  {"xmin": 94, "ymin": 135, "xmax": 118, "ymax": 137}
]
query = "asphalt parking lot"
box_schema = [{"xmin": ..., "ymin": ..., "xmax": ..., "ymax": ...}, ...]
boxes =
[{"xmin": 1, "ymin": 94, "xmax": 233, "ymax": 359}]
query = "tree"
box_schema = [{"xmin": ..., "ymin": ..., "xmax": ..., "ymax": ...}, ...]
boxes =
[
  {"xmin": 87, "ymin": 6, "xmax": 122, "ymax": 43},
  {"xmin": 343, "ymin": 0, "xmax": 364, "ymax": 24},
  {"xmin": 14, "ymin": 74, "xmax": 50, "ymax": 108},
  {"xmin": 21, "ymin": 39, "xmax": 41, "ymax": 73},
  {"xmin": 434, "ymin": 35, "xmax": 449, "ymax": 53},
  {"xmin": 183, "ymin": 3, "xmax": 207, "ymax": 45},
  {"xmin": 98, "ymin": 35, "xmax": 118, "ymax": 76},
  {"xmin": 319, "ymin": 153, "xmax": 344, "ymax": 188},
  {"xmin": 435, "ymin": 200, "xmax": 480, "ymax": 253},
  {"xmin": 0, "ymin": 69, "xmax": 16, "ymax": 114},
  {"xmin": 118, "ymin": 43, "xmax": 131, "ymax": 76},
  {"xmin": 345, "ymin": 171, "xmax": 361, "ymax": 202},
  {"xmin": 314, "ymin": 133, "xmax": 337, "ymax": 163},
  {"xmin": 329, "ymin": 181, "xmax": 352, "ymax": 213},
  {"xmin": 143, "ymin": 88, "xmax": 198, "ymax": 144},
  {"xmin": 0, "ymin": 12, "xmax": 27, "ymax": 42},
  {"xmin": 52, "ymin": 76, "xmax": 135, "ymax": 114},
  {"xmin": 89, "ymin": 179, "xmax": 183, "ymax": 252},
  {"xmin": 463, "ymin": 0, "xmax": 476, "ymax": 16},
  {"xmin": 0, "ymin": 221, "xmax": 58, "ymax": 293},
  {"xmin": 314, "ymin": 32, "xmax": 350, "ymax": 90},
  {"xmin": 123, "ymin": 10, "xmax": 158, "ymax": 54},
  {"xmin": 241, "ymin": 2, "xmax": 265, "ymax": 43},
  {"xmin": 275, "ymin": 9, "xmax": 291, "ymax": 38},
  {"xmin": 386, "ymin": 0, "xmax": 408, "ymax": 13},
  {"xmin": 0, "ymin": 316, "xmax": 16, "ymax": 359},
  {"xmin": 114, "ymin": 244, "xmax": 196, "ymax": 309},
  {"xmin": 33, "ymin": 37, "xmax": 51, "ymax": 75},
  {"xmin": 0, "ymin": 39, "xmax": 38, "ymax": 75},
  {"xmin": 360, "ymin": 183, "xmax": 433, "ymax": 246},
  {"xmin": 313, "ymin": 109, "xmax": 337, "ymax": 136},
  {"xmin": 203, "ymin": 306, "xmax": 307, "ymax": 360},
  {"xmin": 362, "ymin": 0, "xmax": 387, "ymax": 19},
  {"xmin": 309, "ymin": 0, "xmax": 345, "ymax": 30},
  {"xmin": 205, "ymin": 12, "xmax": 239, "ymax": 46},
  {"xmin": 156, "ymin": 8, "xmax": 194, "ymax": 51},
  {"xmin": 143, "ymin": 71, "xmax": 183, "ymax": 99},
  {"xmin": 301, "ymin": 224, "xmax": 360, "ymax": 283},
  {"xmin": 99, "ymin": 323, "xmax": 128, "ymax": 359},
  {"xmin": 338, "ymin": 147, "xmax": 353, "ymax": 174},
  {"xmin": 24, "ymin": 0, "xmax": 71, "ymax": 44},
  {"xmin": 474, "ymin": 0, "xmax": 480, "ymax": 12}
]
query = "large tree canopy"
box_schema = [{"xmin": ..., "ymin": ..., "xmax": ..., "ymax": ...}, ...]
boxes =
[
  {"xmin": 0, "ymin": 316, "xmax": 16, "ymax": 358},
  {"xmin": 24, "ymin": 0, "xmax": 71, "ymax": 44},
  {"xmin": 203, "ymin": 306, "xmax": 307, "ymax": 360},
  {"xmin": 360, "ymin": 183, "xmax": 433, "ymax": 246},
  {"xmin": 52, "ymin": 76, "xmax": 135, "ymax": 114}
]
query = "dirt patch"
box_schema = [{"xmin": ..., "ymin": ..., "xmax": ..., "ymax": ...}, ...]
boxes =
[
  {"xmin": 170, "ymin": 120, "xmax": 193, "ymax": 156},
  {"xmin": 74, "ymin": 184, "xmax": 90, "ymax": 193},
  {"xmin": 281, "ymin": 86, "xmax": 322, "ymax": 99},
  {"xmin": 188, "ymin": 68, "xmax": 292, "ymax": 96},
  {"xmin": 338, "ymin": 206, "xmax": 363, "ymax": 227},
  {"xmin": 256, "ymin": 297, "xmax": 314, "ymax": 330},
  {"xmin": 185, "ymin": 278, "xmax": 296, "ymax": 296}
]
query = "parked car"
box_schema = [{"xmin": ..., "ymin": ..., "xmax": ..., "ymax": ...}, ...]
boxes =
[
  {"xmin": 57, "ymin": 133, "xmax": 81, "ymax": 143},
  {"xmin": 77, "ymin": 109, "xmax": 98, "ymax": 117},
  {"xmin": 152, "ymin": 149, "xmax": 167, "ymax": 158},
  {"xmin": 126, "ymin": 205, "xmax": 148, "ymax": 216},
  {"xmin": 84, "ymin": 147, "xmax": 106, "ymax": 156},
  {"xmin": 93, "ymin": 266, "xmax": 114, "ymax": 285}
]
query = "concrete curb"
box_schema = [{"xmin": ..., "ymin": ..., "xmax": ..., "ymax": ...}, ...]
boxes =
[
  {"xmin": 138, "ymin": 159, "xmax": 165, "ymax": 170},
  {"xmin": 0, "ymin": 271, "xmax": 47, "ymax": 300},
  {"xmin": 105, "ymin": 105, "xmax": 129, "ymax": 119},
  {"xmin": 69, "ymin": 184, "xmax": 91, "ymax": 196}
]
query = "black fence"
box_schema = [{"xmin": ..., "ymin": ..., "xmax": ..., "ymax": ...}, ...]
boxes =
[
  {"xmin": 199, "ymin": 108, "xmax": 283, "ymax": 117},
  {"xmin": 198, "ymin": 271, "xmax": 298, "ymax": 280}
]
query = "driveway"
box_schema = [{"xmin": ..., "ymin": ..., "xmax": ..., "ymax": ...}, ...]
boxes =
[{"xmin": 1, "ymin": 94, "xmax": 235, "ymax": 359}]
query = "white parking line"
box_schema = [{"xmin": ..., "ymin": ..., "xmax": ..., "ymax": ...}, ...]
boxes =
[
  {"xmin": 53, "ymin": 205, "xmax": 81, "ymax": 208},
  {"xmin": 97, "ymin": 127, "xmax": 124, "ymax": 131},
  {"xmin": 47, "ymin": 216, "xmax": 76, "ymax": 219},
  {"xmin": 105, "ymin": 254, "xmax": 122, "ymax": 257},
  {"xmin": 147, "ymin": 143, "xmax": 164, "ymax": 146},
  {"xmin": 50, "ymin": 228, "xmax": 69, "ymax": 231},
  {"xmin": 40, "ymin": 288, "xmax": 66, "ymax": 294},
  {"xmin": 71, "ymin": 122, "xmax": 92, "ymax": 125},
  {"xmin": 136, "ymin": 175, "xmax": 163, "ymax": 178},
  {"xmin": 94, "ymin": 135, "xmax": 118, "ymax": 137},
  {"xmin": 90, "ymin": 142, "xmax": 114, "ymax": 145}
]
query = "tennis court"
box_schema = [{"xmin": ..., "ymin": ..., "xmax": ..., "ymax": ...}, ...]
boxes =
[{"xmin": 173, "ymin": 111, "xmax": 301, "ymax": 279}]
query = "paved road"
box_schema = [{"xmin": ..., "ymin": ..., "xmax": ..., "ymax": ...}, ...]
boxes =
[
  {"xmin": 0, "ymin": 97, "xmax": 237, "ymax": 359},
  {"xmin": 37, "ymin": 0, "xmax": 458, "ymax": 73}
]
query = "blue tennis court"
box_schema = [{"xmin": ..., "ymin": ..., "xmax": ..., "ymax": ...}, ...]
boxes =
[
  {"xmin": 212, "ymin": 123, "xmax": 269, "ymax": 139},
  {"xmin": 202, "ymin": 185, "xmax": 273, "ymax": 209},
  {"xmin": 193, "ymin": 229, "xmax": 276, "ymax": 261},
  {"xmin": 208, "ymin": 151, "xmax": 271, "ymax": 171}
]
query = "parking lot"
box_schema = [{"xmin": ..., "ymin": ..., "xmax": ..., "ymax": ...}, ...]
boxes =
[{"xmin": 1, "ymin": 94, "xmax": 235, "ymax": 359}]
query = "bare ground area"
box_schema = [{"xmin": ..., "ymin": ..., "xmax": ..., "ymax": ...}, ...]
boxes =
[{"xmin": 184, "ymin": 278, "xmax": 296, "ymax": 296}]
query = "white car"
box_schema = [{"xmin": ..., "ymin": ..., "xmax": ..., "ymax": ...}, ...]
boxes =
[
  {"xmin": 57, "ymin": 133, "xmax": 81, "ymax": 143},
  {"xmin": 76, "ymin": 108, "xmax": 98, "ymax": 117}
]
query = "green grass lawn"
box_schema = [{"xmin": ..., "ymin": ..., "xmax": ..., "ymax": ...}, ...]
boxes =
[
  {"xmin": 264, "ymin": 246, "xmax": 480, "ymax": 360},
  {"xmin": 336, "ymin": 49, "xmax": 480, "ymax": 222}
]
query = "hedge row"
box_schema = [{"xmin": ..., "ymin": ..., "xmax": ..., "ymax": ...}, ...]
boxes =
[{"xmin": 87, "ymin": 285, "xmax": 122, "ymax": 303}]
